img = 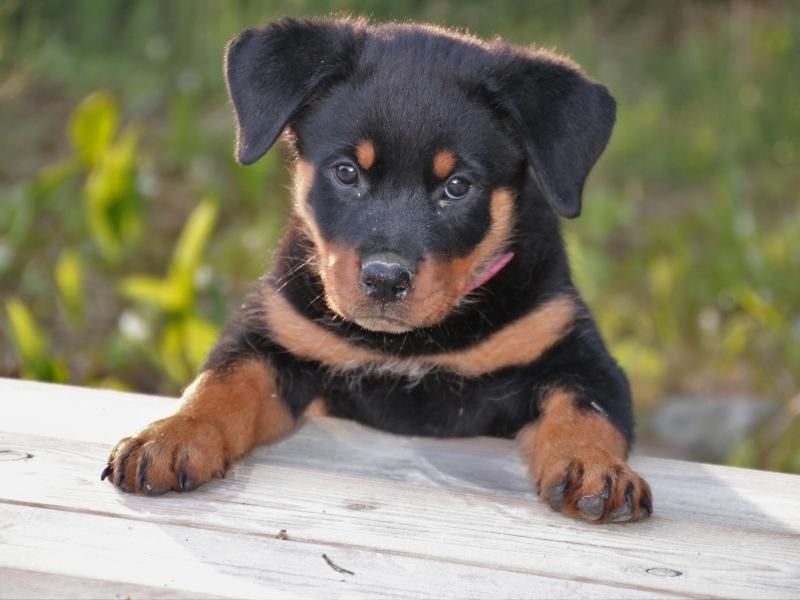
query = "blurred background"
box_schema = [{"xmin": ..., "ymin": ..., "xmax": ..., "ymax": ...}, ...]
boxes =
[{"xmin": 1, "ymin": 0, "xmax": 798, "ymax": 472}]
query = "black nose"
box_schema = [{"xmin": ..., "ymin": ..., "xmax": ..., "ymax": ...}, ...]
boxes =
[{"xmin": 360, "ymin": 259, "xmax": 413, "ymax": 303}]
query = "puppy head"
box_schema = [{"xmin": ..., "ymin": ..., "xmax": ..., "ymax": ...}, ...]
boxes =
[{"xmin": 225, "ymin": 18, "xmax": 615, "ymax": 333}]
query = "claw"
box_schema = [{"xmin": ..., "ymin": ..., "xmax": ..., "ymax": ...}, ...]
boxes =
[
  {"xmin": 609, "ymin": 480, "xmax": 634, "ymax": 521},
  {"xmin": 115, "ymin": 464, "xmax": 126, "ymax": 488},
  {"xmin": 137, "ymin": 453, "xmax": 150, "ymax": 491},
  {"xmin": 578, "ymin": 475, "xmax": 613, "ymax": 520},
  {"xmin": 547, "ymin": 475, "xmax": 570, "ymax": 511},
  {"xmin": 609, "ymin": 503, "xmax": 632, "ymax": 522},
  {"xmin": 178, "ymin": 467, "xmax": 200, "ymax": 492},
  {"xmin": 640, "ymin": 492, "xmax": 653, "ymax": 518},
  {"xmin": 577, "ymin": 494, "xmax": 606, "ymax": 520},
  {"xmin": 112, "ymin": 442, "xmax": 140, "ymax": 490},
  {"xmin": 100, "ymin": 464, "xmax": 112, "ymax": 481},
  {"xmin": 601, "ymin": 475, "xmax": 612, "ymax": 499}
]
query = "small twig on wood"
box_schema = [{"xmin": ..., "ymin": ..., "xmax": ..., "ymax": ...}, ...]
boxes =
[{"xmin": 322, "ymin": 553, "xmax": 355, "ymax": 576}]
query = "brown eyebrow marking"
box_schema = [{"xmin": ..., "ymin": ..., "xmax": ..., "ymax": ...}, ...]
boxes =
[
  {"xmin": 433, "ymin": 150, "xmax": 457, "ymax": 179},
  {"xmin": 355, "ymin": 140, "xmax": 376, "ymax": 170}
]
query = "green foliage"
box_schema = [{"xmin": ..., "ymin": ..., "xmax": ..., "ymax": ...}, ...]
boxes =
[
  {"xmin": 83, "ymin": 121, "xmax": 142, "ymax": 262},
  {"xmin": 3, "ymin": 82, "xmax": 221, "ymax": 392},
  {"xmin": 1, "ymin": 0, "xmax": 798, "ymax": 472},
  {"xmin": 68, "ymin": 91, "xmax": 119, "ymax": 167},
  {"xmin": 5, "ymin": 298, "xmax": 67, "ymax": 382},
  {"xmin": 55, "ymin": 249, "xmax": 84, "ymax": 324},
  {"xmin": 120, "ymin": 198, "xmax": 220, "ymax": 382}
]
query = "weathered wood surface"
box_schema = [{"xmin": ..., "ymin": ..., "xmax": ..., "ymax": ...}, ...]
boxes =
[{"xmin": 1, "ymin": 377, "xmax": 798, "ymax": 599}]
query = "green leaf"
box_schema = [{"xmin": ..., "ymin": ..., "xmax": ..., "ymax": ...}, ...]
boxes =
[
  {"xmin": 88, "ymin": 376, "xmax": 133, "ymax": 392},
  {"xmin": 169, "ymin": 197, "xmax": 219, "ymax": 280},
  {"xmin": 5, "ymin": 298, "xmax": 45, "ymax": 362},
  {"xmin": 4, "ymin": 298, "xmax": 67, "ymax": 382},
  {"xmin": 159, "ymin": 321, "xmax": 190, "ymax": 383},
  {"xmin": 729, "ymin": 439, "xmax": 759, "ymax": 469},
  {"xmin": 31, "ymin": 158, "xmax": 81, "ymax": 201},
  {"xmin": 55, "ymin": 249, "xmax": 84, "ymax": 323},
  {"xmin": 118, "ymin": 275, "xmax": 187, "ymax": 313},
  {"xmin": 181, "ymin": 315, "xmax": 218, "ymax": 370},
  {"xmin": 737, "ymin": 287, "xmax": 785, "ymax": 330},
  {"xmin": 68, "ymin": 91, "xmax": 119, "ymax": 167},
  {"xmin": 118, "ymin": 199, "xmax": 217, "ymax": 316},
  {"xmin": 84, "ymin": 127, "xmax": 141, "ymax": 261}
]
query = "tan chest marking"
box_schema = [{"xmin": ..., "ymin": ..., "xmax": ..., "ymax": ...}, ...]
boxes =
[{"xmin": 263, "ymin": 286, "xmax": 575, "ymax": 378}]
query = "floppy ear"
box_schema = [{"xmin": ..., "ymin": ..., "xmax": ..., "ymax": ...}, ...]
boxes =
[
  {"xmin": 224, "ymin": 18, "xmax": 363, "ymax": 165},
  {"xmin": 492, "ymin": 50, "xmax": 616, "ymax": 218}
]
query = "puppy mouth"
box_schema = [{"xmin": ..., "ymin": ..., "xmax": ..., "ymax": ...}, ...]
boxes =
[{"xmin": 352, "ymin": 314, "xmax": 414, "ymax": 334}]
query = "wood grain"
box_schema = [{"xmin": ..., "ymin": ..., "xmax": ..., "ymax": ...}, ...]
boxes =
[{"xmin": 1, "ymin": 377, "xmax": 799, "ymax": 599}]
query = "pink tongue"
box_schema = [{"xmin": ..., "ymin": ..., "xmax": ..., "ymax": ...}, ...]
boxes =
[{"xmin": 464, "ymin": 252, "xmax": 515, "ymax": 294}]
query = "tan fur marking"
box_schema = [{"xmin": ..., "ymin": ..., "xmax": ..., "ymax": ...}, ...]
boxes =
[
  {"xmin": 182, "ymin": 359, "xmax": 295, "ymax": 452},
  {"xmin": 303, "ymin": 397, "xmax": 328, "ymax": 418},
  {"xmin": 518, "ymin": 390, "xmax": 627, "ymax": 469},
  {"xmin": 433, "ymin": 150, "xmax": 457, "ymax": 179},
  {"xmin": 294, "ymin": 160, "xmax": 357, "ymax": 317},
  {"xmin": 106, "ymin": 358, "xmax": 293, "ymax": 494},
  {"xmin": 289, "ymin": 168, "xmax": 567, "ymax": 367},
  {"xmin": 264, "ymin": 287, "xmax": 383, "ymax": 370},
  {"xmin": 294, "ymin": 161, "xmax": 518, "ymax": 333},
  {"xmin": 317, "ymin": 241, "xmax": 364, "ymax": 322},
  {"xmin": 293, "ymin": 160, "xmax": 375, "ymax": 325},
  {"xmin": 294, "ymin": 159, "xmax": 321, "ymax": 242},
  {"xmin": 355, "ymin": 140, "xmax": 376, "ymax": 170},
  {"xmin": 408, "ymin": 188, "xmax": 515, "ymax": 326},
  {"xmin": 517, "ymin": 390, "xmax": 652, "ymax": 522},
  {"xmin": 433, "ymin": 296, "xmax": 575, "ymax": 374},
  {"xmin": 263, "ymin": 285, "xmax": 575, "ymax": 377},
  {"xmin": 451, "ymin": 187, "xmax": 515, "ymax": 291}
]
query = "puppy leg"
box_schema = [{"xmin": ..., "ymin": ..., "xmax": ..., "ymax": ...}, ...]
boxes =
[
  {"xmin": 518, "ymin": 389, "xmax": 652, "ymax": 522},
  {"xmin": 102, "ymin": 358, "xmax": 294, "ymax": 494}
]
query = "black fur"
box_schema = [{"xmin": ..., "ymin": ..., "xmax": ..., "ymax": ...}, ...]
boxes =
[{"xmin": 210, "ymin": 18, "xmax": 633, "ymax": 446}]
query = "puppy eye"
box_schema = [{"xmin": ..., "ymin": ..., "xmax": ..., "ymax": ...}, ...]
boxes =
[
  {"xmin": 444, "ymin": 177, "xmax": 471, "ymax": 200},
  {"xmin": 333, "ymin": 163, "xmax": 359, "ymax": 186}
]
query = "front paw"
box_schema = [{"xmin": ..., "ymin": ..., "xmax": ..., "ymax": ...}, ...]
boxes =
[
  {"xmin": 536, "ymin": 448, "xmax": 652, "ymax": 523},
  {"xmin": 101, "ymin": 415, "xmax": 228, "ymax": 495}
]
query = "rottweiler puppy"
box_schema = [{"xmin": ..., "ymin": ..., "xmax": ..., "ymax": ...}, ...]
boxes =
[{"xmin": 103, "ymin": 17, "xmax": 652, "ymax": 523}]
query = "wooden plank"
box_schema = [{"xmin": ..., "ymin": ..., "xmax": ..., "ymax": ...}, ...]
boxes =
[
  {"xmin": 0, "ymin": 503, "xmax": 653, "ymax": 599},
  {"xmin": 0, "ymin": 567, "xmax": 220, "ymax": 600},
  {"xmin": 0, "ymin": 377, "xmax": 179, "ymax": 444},
  {"xmin": 1, "ymin": 377, "xmax": 800, "ymax": 598},
  {"xmin": 2, "ymin": 432, "xmax": 799, "ymax": 598},
  {"xmin": 2, "ymin": 377, "xmax": 799, "ymax": 532}
]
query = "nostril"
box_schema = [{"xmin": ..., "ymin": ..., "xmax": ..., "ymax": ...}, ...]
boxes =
[
  {"xmin": 392, "ymin": 285, "xmax": 408, "ymax": 300},
  {"xmin": 391, "ymin": 271, "xmax": 411, "ymax": 299},
  {"xmin": 360, "ymin": 260, "xmax": 413, "ymax": 303}
]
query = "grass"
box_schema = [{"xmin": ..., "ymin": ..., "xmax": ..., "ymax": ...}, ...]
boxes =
[{"xmin": 1, "ymin": 0, "xmax": 798, "ymax": 472}]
